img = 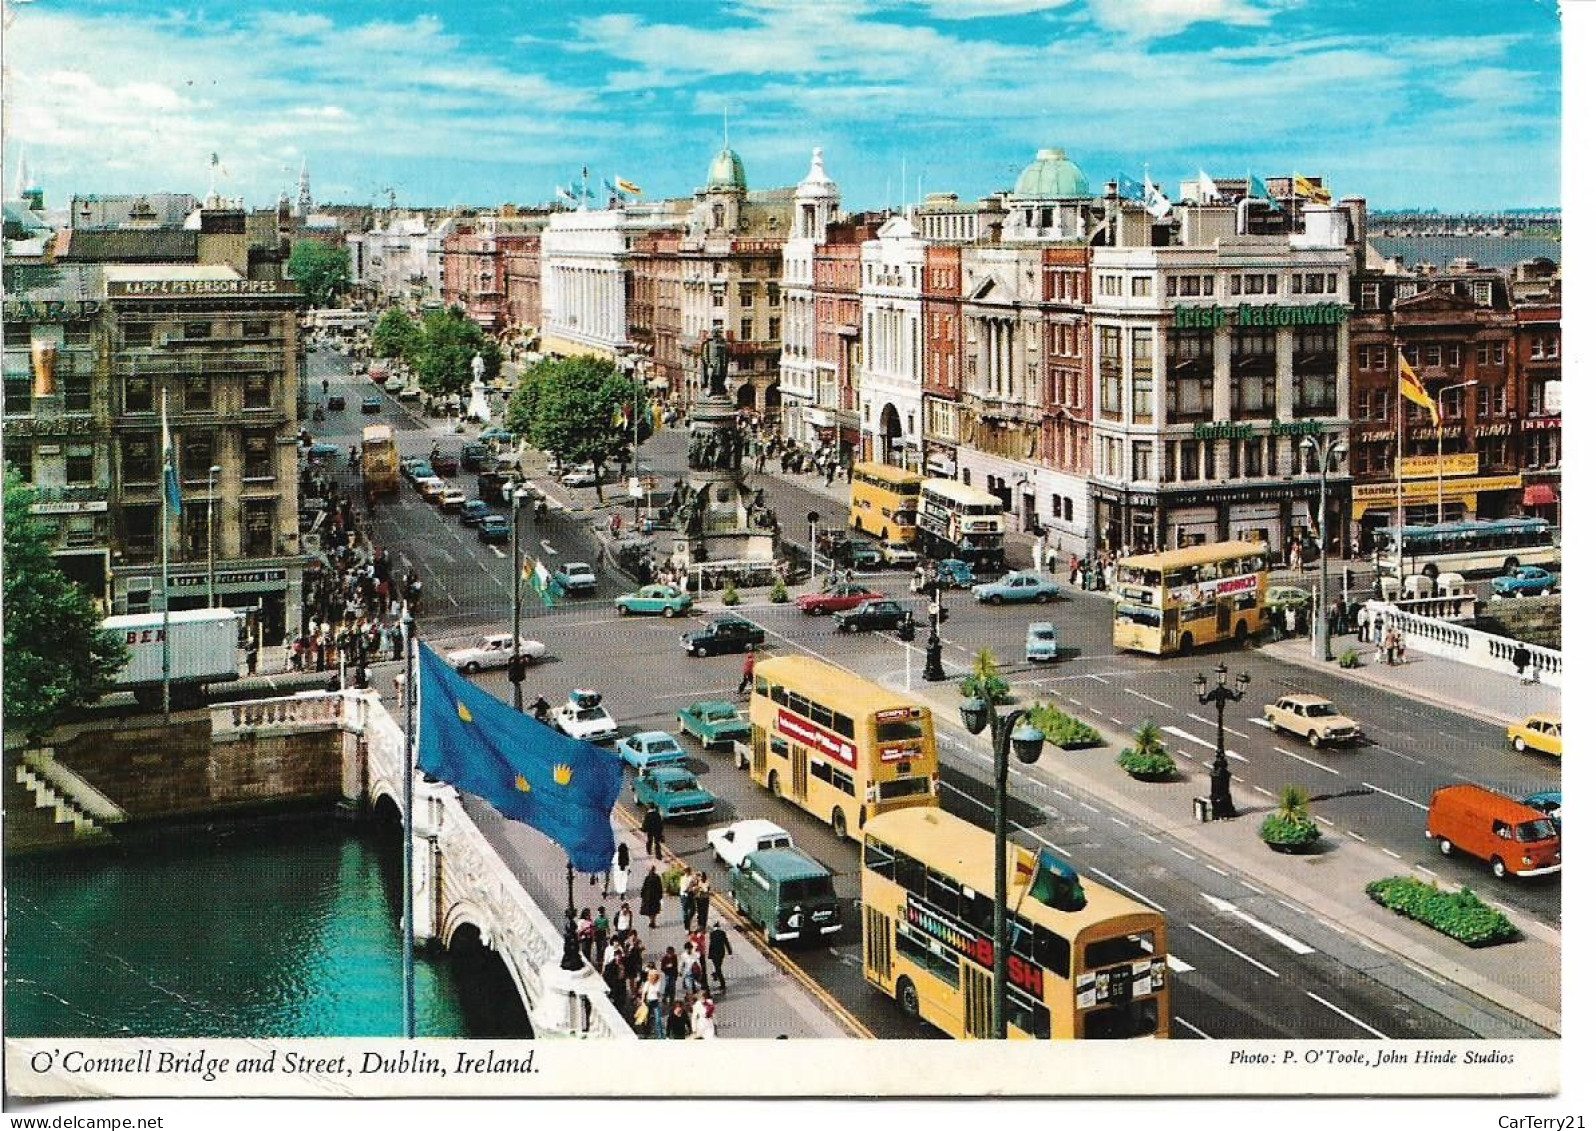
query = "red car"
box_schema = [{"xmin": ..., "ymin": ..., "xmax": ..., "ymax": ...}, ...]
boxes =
[{"xmin": 796, "ymin": 583, "xmax": 885, "ymax": 615}]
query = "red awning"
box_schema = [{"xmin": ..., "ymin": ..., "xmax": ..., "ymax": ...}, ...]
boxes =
[{"xmin": 1523, "ymin": 484, "xmax": 1558, "ymax": 507}]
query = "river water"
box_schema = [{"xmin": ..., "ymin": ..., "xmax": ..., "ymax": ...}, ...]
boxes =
[{"xmin": 4, "ymin": 815, "xmax": 528, "ymax": 1038}]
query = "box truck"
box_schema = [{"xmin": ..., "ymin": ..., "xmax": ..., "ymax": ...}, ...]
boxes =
[{"xmin": 102, "ymin": 608, "xmax": 242, "ymax": 708}]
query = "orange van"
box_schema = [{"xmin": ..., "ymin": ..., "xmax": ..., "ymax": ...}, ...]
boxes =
[{"xmin": 1426, "ymin": 784, "xmax": 1561, "ymax": 879}]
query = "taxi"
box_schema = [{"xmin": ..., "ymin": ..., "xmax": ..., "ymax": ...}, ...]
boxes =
[{"xmin": 1507, "ymin": 712, "xmax": 1561, "ymax": 757}]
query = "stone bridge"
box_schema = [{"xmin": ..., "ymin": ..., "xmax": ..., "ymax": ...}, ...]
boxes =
[{"xmin": 214, "ymin": 690, "xmax": 633, "ymax": 1039}]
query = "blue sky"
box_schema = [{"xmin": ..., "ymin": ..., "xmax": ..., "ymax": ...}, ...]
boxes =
[{"xmin": 4, "ymin": 0, "xmax": 1564, "ymax": 213}]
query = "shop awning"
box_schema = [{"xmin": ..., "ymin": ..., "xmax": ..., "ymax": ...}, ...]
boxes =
[{"xmin": 1523, "ymin": 483, "xmax": 1559, "ymax": 507}]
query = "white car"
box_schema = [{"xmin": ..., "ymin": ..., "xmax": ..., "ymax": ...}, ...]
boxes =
[
  {"xmin": 879, "ymin": 542, "xmax": 919, "ymax": 567},
  {"xmin": 551, "ymin": 690, "xmax": 619, "ymax": 745},
  {"xmin": 397, "ymin": 385, "xmax": 422, "ymax": 401},
  {"xmin": 444, "ymin": 633, "xmax": 546, "ymax": 674},
  {"xmin": 384, "ymin": 375, "xmax": 406, "ymax": 393},
  {"xmin": 707, "ymin": 819, "xmax": 794, "ymax": 870},
  {"xmin": 560, "ymin": 467, "xmax": 598, "ymax": 488}
]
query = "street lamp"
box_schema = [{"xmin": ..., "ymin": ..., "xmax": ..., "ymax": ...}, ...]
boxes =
[
  {"xmin": 1298, "ymin": 437, "xmax": 1347, "ymax": 661},
  {"xmin": 921, "ymin": 570, "xmax": 946, "ymax": 681},
  {"xmin": 1193, "ymin": 665, "xmax": 1248, "ymax": 819},
  {"xmin": 807, "ymin": 510, "xmax": 820, "ymax": 582},
  {"xmin": 206, "ymin": 464, "xmax": 222, "ymax": 608},
  {"xmin": 1433, "ymin": 380, "xmax": 1478, "ymax": 526},
  {"xmin": 960, "ymin": 680, "xmax": 1045, "ymax": 1040}
]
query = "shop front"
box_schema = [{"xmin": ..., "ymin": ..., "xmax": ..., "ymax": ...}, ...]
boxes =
[
  {"xmin": 114, "ymin": 562, "xmax": 303, "ymax": 645},
  {"xmin": 1094, "ymin": 480, "xmax": 1344, "ymax": 561}
]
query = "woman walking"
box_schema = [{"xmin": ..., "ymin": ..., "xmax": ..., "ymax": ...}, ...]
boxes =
[{"xmin": 640, "ymin": 865, "xmax": 664, "ymax": 929}]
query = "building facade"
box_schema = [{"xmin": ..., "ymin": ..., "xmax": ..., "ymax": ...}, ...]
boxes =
[
  {"xmin": 858, "ymin": 216, "xmax": 926, "ymax": 469},
  {"xmin": 779, "ymin": 149, "xmax": 841, "ymax": 443}
]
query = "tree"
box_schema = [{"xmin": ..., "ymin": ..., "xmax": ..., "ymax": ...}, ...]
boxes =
[
  {"xmin": 522, "ymin": 356, "xmax": 651, "ymax": 503},
  {"xmin": 414, "ymin": 306, "xmax": 501, "ymax": 397},
  {"xmin": 286, "ymin": 240, "xmax": 351, "ymax": 307},
  {"xmin": 3, "ymin": 471, "xmax": 128, "ymax": 742},
  {"xmin": 371, "ymin": 308, "xmax": 422, "ymax": 366}
]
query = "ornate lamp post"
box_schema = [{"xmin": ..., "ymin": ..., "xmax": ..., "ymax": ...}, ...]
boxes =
[
  {"xmin": 508, "ymin": 484, "xmax": 531, "ymax": 710},
  {"xmin": 1194, "ymin": 664, "xmax": 1248, "ymax": 819},
  {"xmin": 1298, "ymin": 436, "xmax": 1347, "ymax": 660},
  {"xmin": 1433, "ymin": 379, "xmax": 1478, "ymax": 525},
  {"xmin": 961, "ymin": 678, "xmax": 1045, "ymax": 1039},
  {"xmin": 206, "ymin": 464, "xmax": 222, "ymax": 608},
  {"xmin": 921, "ymin": 571, "xmax": 946, "ymax": 681}
]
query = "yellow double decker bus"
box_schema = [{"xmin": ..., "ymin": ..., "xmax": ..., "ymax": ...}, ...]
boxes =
[
  {"xmin": 861, "ymin": 807, "xmax": 1171, "ymax": 1039},
  {"xmin": 1113, "ymin": 540, "xmax": 1269, "ymax": 656},
  {"xmin": 748, "ymin": 656, "xmax": 938, "ymax": 840},
  {"xmin": 849, "ymin": 461, "xmax": 922, "ymax": 545}
]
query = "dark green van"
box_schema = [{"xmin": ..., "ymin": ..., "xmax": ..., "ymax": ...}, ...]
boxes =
[{"xmin": 729, "ymin": 847, "xmax": 842, "ymax": 945}]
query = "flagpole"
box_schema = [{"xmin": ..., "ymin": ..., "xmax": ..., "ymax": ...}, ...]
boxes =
[
  {"xmin": 401, "ymin": 608, "xmax": 417, "ymax": 1038},
  {"xmin": 511, "ymin": 487, "xmax": 524, "ymax": 711},
  {"xmin": 1394, "ymin": 341, "xmax": 1405, "ymax": 585},
  {"xmin": 161, "ymin": 389, "xmax": 172, "ymax": 725}
]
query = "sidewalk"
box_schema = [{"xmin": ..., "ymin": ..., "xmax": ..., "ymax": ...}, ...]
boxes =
[{"xmin": 1262, "ymin": 633, "xmax": 1559, "ymax": 728}]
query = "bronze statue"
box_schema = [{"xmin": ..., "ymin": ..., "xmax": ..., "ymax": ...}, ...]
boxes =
[{"xmin": 700, "ymin": 328, "xmax": 730, "ymax": 399}]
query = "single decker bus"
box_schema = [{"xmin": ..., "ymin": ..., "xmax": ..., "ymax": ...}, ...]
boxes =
[
  {"xmin": 916, "ymin": 478, "xmax": 1005, "ymax": 574},
  {"xmin": 861, "ymin": 806, "xmax": 1171, "ymax": 1039},
  {"xmin": 849, "ymin": 461, "xmax": 922, "ymax": 546},
  {"xmin": 1113, "ymin": 540, "xmax": 1269, "ymax": 655},
  {"xmin": 1371, "ymin": 517, "xmax": 1558, "ymax": 579},
  {"xmin": 747, "ymin": 655, "xmax": 938, "ymax": 841}
]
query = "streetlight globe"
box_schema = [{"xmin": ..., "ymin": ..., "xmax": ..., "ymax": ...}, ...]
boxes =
[
  {"xmin": 1299, "ymin": 437, "xmax": 1315, "ymax": 453},
  {"xmin": 1193, "ymin": 672, "xmax": 1208, "ymax": 693},
  {"xmin": 960, "ymin": 697, "xmax": 988, "ymax": 735},
  {"xmin": 1237, "ymin": 671, "xmax": 1251, "ymax": 689},
  {"xmin": 1332, "ymin": 441, "xmax": 1348, "ymax": 458},
  {"xmin": 1012, "ymin": 722, "xmax": 1045, "ymax": 764}
]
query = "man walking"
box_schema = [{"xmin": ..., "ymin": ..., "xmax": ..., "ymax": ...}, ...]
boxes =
[
  {"xmin": 693, "ymin": 871, "xmax": 712, "ymax": 932},
  {"xmin": 707, "ymin": 920, "xmax": 732, "ymax": 993},
  {"xmin": 642, "ymin": 802, "xmax": 665, "ymax": 860},
  {"xmin": 1513, "ymin": 641, "xmax": 1533, "ymax": 685},
  {"xmin": 737, "ymin": 645, "xmax": 757, "ymax": 696},
  {"xmin": 679, "ymin": 870, "xmax": 698, "ymax": 930}
]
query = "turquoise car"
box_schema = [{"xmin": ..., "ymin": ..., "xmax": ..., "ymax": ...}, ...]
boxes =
[
  {"xmin": 678, "ymin": 700, "xmax": 751, "ymax": 747},
  {"xmin": 1026, "ymin": 621, "xmax": 1061, "ymax": 663},
  {"xmin": 973, "ymin": 570, "xmax": 1062, "ymax": 605},
  {"xmin": 615, "ymin": 583, "xmax": 694, "ymax": 618},
  {"xmin": 633, "ymin": 766, "xmax": 717, "ymax": 822},
  {"xmin": 934, "ymin": 559, "xmax": 976, "ymax": 589},
  {"xmin": 616, "ymin": 730, "xmax": 690, "ymax": 772}
]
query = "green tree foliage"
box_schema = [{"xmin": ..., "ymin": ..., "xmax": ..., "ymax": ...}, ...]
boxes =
[
  {"xmin": 371, "ymin": 308, "xmax": 422, "ymax": 366},
  {"xmin": 520, "ymin": 356, "xmax": 651, "ymax": 503},
  {"xmin": 415, "ymin": 306, "xmax": 502, "ymax": 397},
  {"xmin": 286, "ymin": 240, "xmax": 351, "ymax": 307},
  {"xmin": 3, "ymin": 471, "xmax": 128, "ymax": 741}
]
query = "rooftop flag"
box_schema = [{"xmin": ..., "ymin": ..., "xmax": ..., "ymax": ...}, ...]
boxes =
[
  {"xmin": 1198, "ymin": 169, "xmax": 1222, "ymax": 203},
  {"xmin": 417, "ymin": 644, "xmax": 620, "ymax": 872},
  {"xmin": 1246, "ymin": 173, "xmax": 1279, "ymax": 210},
  {"xmin": 161, "ymin": 391, "xmax": 182, "ymax": 518},
  {"xmin": 1143, "ymin": 171, "xmax": 1173, "ymax": 220},
  {"xmin": 1293, "ymin": 173, "xmax": 1331, "ymax": 204},
  {"xmin": 614, "ymin": 176, "xmax": 642, "ymax": 195}
]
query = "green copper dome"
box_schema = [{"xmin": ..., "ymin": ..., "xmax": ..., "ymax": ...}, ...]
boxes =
[
  {"xmin": 706, "ymin": 147, "xmax": 747, "ymax": 192},
  {"xmin": 1013, "ymin": 148, "xmax": 1090, "ymax": 199}
]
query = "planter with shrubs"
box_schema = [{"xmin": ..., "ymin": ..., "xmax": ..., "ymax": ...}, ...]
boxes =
[
  {"xmin": 1259, "ymin": 784, "xmax": 1323, "ymax": 853},
  {"xmin": 721, "ymin": 582, "xmax": 741, "ymax": 606},
  {"xmin": 1027, "ymin": 702, "xmax": 1103, "ymax": 750},
  {"xmin": 1338, "ymin": 648, "xmax": 1362, "ymax": 669},
  {"xmin": 1365, "ymin": 876, "xmax": 1518, "ymax": 947},
  {"xmin": 1116, "ymin": 720, "xmax": 1177, "ymax": 782},
  {"xmin": 769, "ymin": 577, "xmax": 790, "ymax": 603}
]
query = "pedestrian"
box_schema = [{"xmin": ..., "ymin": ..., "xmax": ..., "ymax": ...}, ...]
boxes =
[
  {"xmin": 1383, "ymin": 628, "xmax": 1398, "ymax": 666},
  {"xmin": 623, "ymin": 934, "xmax": 645, "ymax": 995},
  {"xmin": 1331, "ymin": 598, "xmax": 1346, "ymax": 638},
  {"xmin": 1395, "ymin": 630, "xmax": 1406, "ymax": 666},
  {"xmin": 593, "ymin": 906, "xmax": 610, "ymax": 959},
  {"xmin": 693, "ymin": 871, "xmax": 712, "ymax": 932},
  {"xmin": 665, "ymin": 1001, "xmax": 691, "ymax": 1039},
  {"xmin": 1373, "ymin": 613, "xmax": 1384, "ymax": 643},
  {"xmin": 682, "ymin": 939, "xmax": 704, "ymax": 997},
  {"xmin": 532, "ymin": 695, "xmax": 551, "ymax": 723},
  {"xmin": 643, "ymin": 803, "xmax": 665, "ymax": 860},
  {"xmin": 707, "ymin": 920, "xmax": 732, "ymax": 993},
  {"xmin": 738, "ymin": 645, "xmax": 756, "ymax": 696},
  {"xmin": 1046, "ymin": 546, "xmax": 1059, "ymax": 576},
  {"xmin": 679, "ymin": 869, "xmax": 698, "ymax": 929},
  {"xmin": 640, "ymin": 864, "xmax": 664, "ymax": 929},
  {"xmin": 576, "ymin": 907, "xmax": 595, "ymax": 964},
  {"xmin": 1356, "ymin": 603, "xmax": 1370, "ymax": 643},
  {"xmin": 643, "ymin": 966, "xmax": 665, "ymax": 1038},
  {"xmin": 609, "ymin": 841, "xmax": 631, "ymax": 899},
  {"xmin": 1512, "ymin": 642, "xmax": 1532, "ymax": 684},
  {"xmin": 660, "ymin": 945, "xmax": 680, "ymax": 1004},
  {"xmin": 611, "ymin": 512, "xmax": 623, "ymax": 536},
  {"xmin": 691, "ymin": 992, "xmax": 712, "ymax": 1038}
]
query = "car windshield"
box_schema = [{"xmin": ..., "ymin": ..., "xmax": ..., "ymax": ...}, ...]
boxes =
[
  {"xmin": 1516, "ymin": 819, "xmax": 1558, "ymax": 842},
  {"xmin": 567, "ymin": 564, "xmax": 591, "ymax": 573},
  {"xmin": 1032, "ymin": 628, "xmax": 1055, "ymax": 641},
  {"xmin": 645, "ymin": 740, "xmax": 674, "ymax": 753},
  {"xmin": 1304, "ymin": 703, "xmax": 1339, "ymax": 717},
  {"xmin": 574, "ymin": 707, "xmax": 608, "ymax": 722}
]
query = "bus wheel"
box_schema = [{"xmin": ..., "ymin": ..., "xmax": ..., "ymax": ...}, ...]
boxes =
[
  {"xmin": 1179, "ymin": 633, "xmax": 1194, "ymax": 657},
  {"xmin": 831, "ymin": 807, "xmax": 848, "ymax": 839},
  {"xmin": 1234, "ymin": 621, "xmax": 1250, "ymax": 645},
  {"xmin": 768, "ymin": 771, "xmax": 781, "ymax": 799},
  {"xmin": 896, "ymin": 977, "xmax": 920, "ymax": 1019}
]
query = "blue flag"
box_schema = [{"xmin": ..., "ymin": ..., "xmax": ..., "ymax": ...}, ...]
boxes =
[
  {"xmin": 1116, "ymin": 172, "xmax": 1144, "ymax": 202},
  {"xmin": 417, "ymin": 644, "xmax": 620, "ymax": 871},
  {"xmin": 1247, "ymin": 173, "xmax": 1278, "ymax": 209}
]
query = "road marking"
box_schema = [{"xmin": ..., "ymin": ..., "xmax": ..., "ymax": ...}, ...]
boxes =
[
  {"xmin": 1167, "ymin": 846, "xmax": 1196, "ymax": 861},
  {"xmin": 1276, "ymin": 900, "xmax": 1307, "ymax": 916},
  {"xmin": 1088, "ymin": 867, "xmax": 1167, "ymax": 913},
  {"xmin": 1187, "ymin": 925, "xmax": 1278, "ymax": 978},
  {"xmin": 1109, "ymin": 717, "xmax": 1125, "ymax": 726},
  {"xmin": 1200, "ymin": 893, "xmax": 1315, "ymax": 955},
  {"xmin": 1345, "ymin": 830, "xmax": 1367, "ymax": 842},
  {"xmin": 1124, "ymin": 688, "xmax": 1174, "ymax": 710},
  {"xmin": 1087, "ymin": 706, "xmax": 1104, "ymax": 716},
  {"xmin": 1247, "ymin": 717, "xmax": 1273, "ymax": 728},
  {"xmin": 1305, "ymin": 991, "xmax": 1389, "ymax": 1039},
  {"xmin": 1141, "ymin": 833, "xmax": 1161, "ymax": 845},
  {"xmin": 1163, "ymin": 725, "xmax": 1215, "ymax": 751},
  {"xmin": 1174, "ymin": 1016, "xmax": 1211, "ymax": 1039},
  {"xmin": 1272, "ymin": 746, "xmax": 1341, "ymax": 775},
  {"xmin": 490, "ymin": 547, "xmax": 506, "ymax": 558},
  {"xmin": 1077, "ymin": 800, "xmax": 1099, "ymax": 814},
  {"xmin": 1238, "ymin": 880, "xmax": 1264, "ymax": 895},
  {"xmin": 1085, "ymin": 673, "xmax": 1110, "ymax": 684},
  {"xmin": 1067, "ymin": 697, "xmax": 1083, "ymax": 707},
  {"xmin": 1381, "ymin": 848, "xmax": 1402, "ymax": 859},
  {"xmin": 1319, "ymin": 816, "xmax": 1336, "ymax": 826},
  {"xmin": 1369, "ymin": 742, "xmax": 1425, "ymax": 765},
  {"xmin": 1414, "ymin": 865, "xmax": 1437, "ymax": 877},
  {"xmin": 1404, "ymin": 961, "xmax": 1447, "ymax": 986},
  {"xmin": 1109, "ymin": 816, "xmax": 1129, "ymax": 829},
  {"xmin": 1187, "ymin": 711, "xmax": 1247, "ymax": 739},
  {"xmin": 1252, "ymin": 786, "xmax": 1274, "ymax": 799},
  {"xmin": 1360, "ymin": 780, "xmax": 1428, "ymax": 811},
  {"xmin": 1203, "ymin": 864, "xmax": 1228, "ymax": 877}
]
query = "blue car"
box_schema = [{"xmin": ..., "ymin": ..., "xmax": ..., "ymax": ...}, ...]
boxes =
[
  {"xmin": 458, "ymin": 500, "xmax": 492, "ymax": 527},
  {"xmin": 477, "ymin": 514, "xmax": 512, "ymax": 543},
  {"xmin": 616, "ymin": 731, "xmax": 690, "ymax": 772},
  {"xmin": 973, "ymin": 570, "xmax": 1062, "ymax": 605},
  {"xmin": 1521, "ymin": 790, "xmax": 1561, "ymax": 829},
  {"xmin": 633, "ymin": 766, "xmax": 717, "ymax": 822},
  {"xmin": 1491, "ymin": 566, "xmax": 1557, "ymax": 598},
  {"xmin": 934, "ymin": 559, "xmax": 976, "ymax": 589}
]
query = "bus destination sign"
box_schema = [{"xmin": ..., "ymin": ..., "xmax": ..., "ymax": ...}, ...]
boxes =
[{"xmin": 775, "ymin": 708, "xmax": 857, "ymax": 768}]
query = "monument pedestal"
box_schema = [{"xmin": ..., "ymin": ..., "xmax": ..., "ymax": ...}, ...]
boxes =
[{"xmin": 669, "ymin": 394, "xmax": 778, "ymax": 580}]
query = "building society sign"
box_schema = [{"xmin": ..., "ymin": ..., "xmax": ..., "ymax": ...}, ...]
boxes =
[{"xmin": 1173, "ymin": 303, "xmax": 1347, "ymax": 329}]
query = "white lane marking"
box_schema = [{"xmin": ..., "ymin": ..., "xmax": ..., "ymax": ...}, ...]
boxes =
[
  {"xmin": 1089, "ymin": 867, "xmax": 1167, "ymax": 913},
  {"xmin": 1124, "ymin": 688, "xmax": 1174, "ymax": 710},
  {"xmin": 1175, "ymin": 1016, "xmax": 1211, "ymax": 1039},
  {"xmin": 1087, "ymin": 706, "xmax": 1105, "ymax": 716},
  {"xmin": 1077, "ymin": 801, "xmax": 1100, "ymax": 814},
  {"xmin": 1142, "ymin": 833, "xmax": 1161, "ymax": 845},
  {"xmin": 1360, "ymin": 780, "xmax": 1428, "ymax": 811},
  {"xmin": 1238, "ymin": 880, "xmax": 1264, "ymax": 895},
  {"xmin": 1187, "ymin": 711, "xmax": 1248, "ymax": 739},
  {"xmin": 1067, "ymin": 697, "xmax": 1083, "ymax": 707},
  {"xmin": 1187, "ymin": 925, "xmax": 1279, "ymax": 978},
  {"xmin": 1305, "ymin": 991, "xmax": 1389, "ymax": 1039},
  {"xmin": 1381, "ymin": 848, "xmax": 1402, "ymax": 859},
  {"xmin": 1345, "ymin": 830, "xmax": 1368, "ymax": 842},
  {"xmin": 539, "ymin": 539, "xmax": 557, "ymax": 555},
  {"xmin": 1252, "ymin": 786, "xmax": 1274, "ymax": 799},
  {"xmin": 1272, "ymin": 746, "xmax": 1341, "ymax": 775},
  {"xmin": 1415, "ymin": 865, "xmax": 1437, "ymax": 877},
  {"xmin": 1168, "ymin": 955, "xmax": 1196, "ymax": 974},
  {"xmin": 1109, "ymin": 717, "xmax": 1125, "ymax": 726},
  {"xmin": 1404, "ymin": 962, "xmax": 1447, "ymax": 986},
  {"xmin": 1167, "ymin": 846, "xmax": 1196, "ymax": 861},
  {"xmin": 1203, "ymin": 864, "xmax": 1228, "ymax": 877},
  {"xmin": 490, "ymin": 546, "xmax": 506, "ymax": 558},
  {"xmin": 1276, "ymin": 900, "xmax": 1307, "ymax": 916},
  {"xmin": 1110, "ymin": 817, "xmax": 1130, "ymax": 829},
  {"xmin": 1200, "ymin": 893, "xmax": 1315, "ymax": 955},
  {"xmin": 1247, "ymin": 717, "xmax": 1273, "ymax": 728},
  {"xmin": 1370, "ymin": 743, "xmax": 1425, "ymax": 766},
  {"xmin": 1319, "ymin": 816, "xmax": 1336, "ymax": 826}
]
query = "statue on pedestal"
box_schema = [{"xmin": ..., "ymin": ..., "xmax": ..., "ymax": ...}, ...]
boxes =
[{"xmin": 700, "ymin": 328, "xmax": 730, "ymax": 399}]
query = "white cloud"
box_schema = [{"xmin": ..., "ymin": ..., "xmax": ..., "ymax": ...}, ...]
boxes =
[{"xmin": 1086, "ymin": 0, "xmax": 1294, "ymax": 38}]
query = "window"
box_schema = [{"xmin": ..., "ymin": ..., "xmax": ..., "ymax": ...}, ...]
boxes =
[
  {"xmin": 1231, "ymin": 329, "xmax": 1276, "ymax": 416},
  {"xmin": 185, "ymin": 372, "xmax": 212, "ymax": 412},
  {"xmin": 1051, "ymin": 494, "xmax": 1062, "ymax": 519},
  {"xmin": 1064, "ymin": 498, "xmax": 1074, "ymax": 522},
  {"xmin": 181, "ymin": 431, "xmax": 215, "ymax": 483},
  {"xmin": 243, "ymin": 432, "xmax": 274, "ymax": 480},
  {"xmin": 65, "ymin": 444, "xmax": 96, "ymax": 485},
  {"xmin": 1424, "ymin": 344, "xmax": 1442, "ymax": 367},
  {"xmin": 1475, "ymin": 341, "xmax": 1505, "ymax": 367},
  {"xmin": 1132, "ymin": 441, "xmax": 1153, "ymax": 481},
  {"xmin": 125, "ymin": 373, "xmax": 153, "ymax": 413},
  {"xmin": 769, "ymin": 316, "xmax": 780, "ymax": 341},
  {"xmin": 243, "ymin": 371, "xmax": 272, "ymax": 409},
  {"xmin": 7, "ymin": 443, "xmax": 32, "ymax": 483},
  {"xmin": 740, "ymin": 318, "xmax": 753, "ymax": 342},
  {"xmin": 1293, "ymin": 329, "xmax": 1337, "ymax": 414},
  {"xmin": 1396, "ymin": 282, "xmax": 1418, "ymax": 300},
  {"xmin": 740, "ymin": 283, "xmax": 755, "ymax": 308},
  {"xmin": 1098, "ymin": 327, "xmax": 1123, "ymax": 417},
  {"xmin": 1100, "ymin": 275, "xmax": 1123, "ymax": 297},
  {"xmin": 243, "ymin": 499, "xmax": 275, "ymax": 557},
  {"xmin": 1356, "ymin": 344, "xmax": 1388, "ymax": 371},
  {"xmin": 63, "ymin": 366, "xmax": 92, "ymax": 413},
  {"xmin": 182, "ymin": 321, "xmax": 212, "ymax": 341},
  {"xmin": 1446, "ymin": 344, "xmax": 1462, "ymax": 368},
  {"xmin": 766, "ymin": 283, "xmax": 779, "ymax": 305},
  {"xmin": 243, "ymin": 320, "xmax": 271, "ymax": 338},
  {"xmin": 123, "ymin": 322, "xmax": 153, "ymax": 347},
  {"xmin": 121, "ymin": 434, "xmax": 157, "ymax": 483},
  {"xmin": 122, "ymin": 504, "xmax": 158, "ymax": 563},
  {"xmin": 1130, "ymin": 276, "xmax": 1151, "ymax": 298},
  {"xmin": 1166, "ymin": 332, "xmax": 1213, "ymax": 421},
  {"xmin": 1130, "ymin": 328, "xmax": 1154, "ymax": 422}
]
